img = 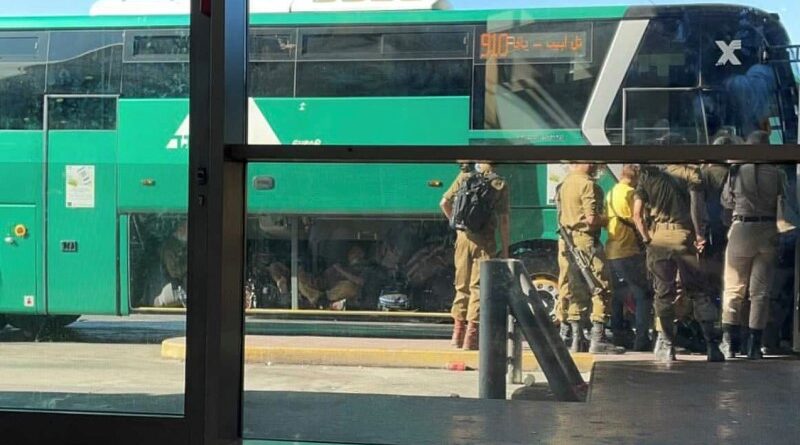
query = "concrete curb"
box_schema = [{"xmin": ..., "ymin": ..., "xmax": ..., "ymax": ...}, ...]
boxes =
[{"xmin": 161, "ymin": 336, "xmax": 595, "ymax": 372}]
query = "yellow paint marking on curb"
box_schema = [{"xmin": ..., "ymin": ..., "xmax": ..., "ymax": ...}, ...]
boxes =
[{"xmin": 161, "ymin": 337, "xmax": 595, "ymax": 373}]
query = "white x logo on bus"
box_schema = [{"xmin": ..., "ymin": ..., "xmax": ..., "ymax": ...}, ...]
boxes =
[{"xmin": 716, "ymin": 40, "xmax": 742, "ymax": 66}]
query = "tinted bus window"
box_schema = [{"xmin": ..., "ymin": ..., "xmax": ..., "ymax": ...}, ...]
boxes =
[
  {"xmin": 130, "ymin": 33, "xmax": 189, "ymax": 60},
  {"xmin": 250, "ymin": 31, "xmax": 296, "ymax": 61},
  {"xmin": 47, "ymin": 96, "xmax": 117, "ymax": 130},
  {"xmin": 46, "ymin": 31, "xmax": 123, "ymax": 94},
  {"xmin": 302, "ymin": 33, "xmax": 382, "ymax": 57},
  {"xmin": 472, "ymin": 21, "xmax": 617, "ymax": 130},
  {"xmin": 296, "ymin": 59, "xmax": 471, "ymax": 97},
  {"xmin": 248, "ymin": 62, "xmax": 294, "ymax": 97},
  {"xmin": 122, "ymin": 62, "xmax": 189, "ymax": 98},
  {"xmin": 0, "ymin": 33, "xmax": 47, "ymax": 129},
  {"xmin": 0, "ymin": 37, "xmax": 40, "ymax": 59},
  {"xmin": 383, "ymin": 31, "xmax": 471, "ymax": 56}
]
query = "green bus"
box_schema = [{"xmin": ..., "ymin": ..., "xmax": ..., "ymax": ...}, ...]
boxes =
[{"xmin": 0, "ymin": 3, "xmax": 797, "ymax": 328}]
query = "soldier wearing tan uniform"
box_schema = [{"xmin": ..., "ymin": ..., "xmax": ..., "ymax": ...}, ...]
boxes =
[
  {"xmin": 720, "ymin": 160, "xmax": 787, "ymax": 359},
  {"xmin": 556, "ymin": 164, "xmax": 621, "ymax": 354},
  {"xmin": 633, "ymin": 164, "xmax": 724, "ymax": 362},
  {"xmin": 440, "ymin": 162, "xmax": 510, "ymax": 350}
]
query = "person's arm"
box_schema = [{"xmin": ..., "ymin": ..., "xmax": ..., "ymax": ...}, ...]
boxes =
[
  {"xmin": 633, "ymin": 197, "xmax": 651, "ymax": 245},
  {"xmin": 440, "ymin": 198, "xmax": 453, "ymax": 220},
  {"xmin": 581, "ymin": 182, "xmax": 606, "ymax": 229},
  {"xmin": 440, "ymin": 174, "xmax": 461, "ymax": 220},
  {"xmin": 688, "ymin": 169, "xmax": 708, "ymax": 250},
  {"xmin": 333, "ymin": 264, "xmax": 365, "ymax": 286},
  {"xmin": 689, "ymin": 188, "xmax": 707, "ymax": 250}
]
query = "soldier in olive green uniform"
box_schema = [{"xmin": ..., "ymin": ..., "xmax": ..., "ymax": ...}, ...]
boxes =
[
  {"xmin": 440, "ymin": 162, "xmax": 510, "ymax": 350},
  {"xmin": 556, "ymin": 164, "xmax": 622, "ymax": 354},
  {"xmin": 633, "ymin": 164, "xmax": 724, "ymax": 362}
]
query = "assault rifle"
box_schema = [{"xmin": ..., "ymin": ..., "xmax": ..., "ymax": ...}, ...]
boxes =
[{"xmin": 557, "ymin": 226, "xmax": 604, "ymax": 296}]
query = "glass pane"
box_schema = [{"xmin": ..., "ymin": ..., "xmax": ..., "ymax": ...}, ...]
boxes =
[
  {"xmin": 241, "ymin": 160, "xmax": 799, "ymax": 443},
  {"xmin": 244, "ymin": 3, "xmax": 800, "ymax": 444},
  {"xmin": 0, "ymin": 10, "xmax": 187, "ymax": 417}
]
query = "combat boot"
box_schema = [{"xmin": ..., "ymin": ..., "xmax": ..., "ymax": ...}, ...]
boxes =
[
  {"xmin": 633, "ymin": 331, "xmax": 652, "ymax": 352},
  {"xmin": 611, "ymin": 329, "xmax": 635, "ymax": 349},
  {"xmin": 590, "ymin": 323, "xmax": 625, "ymax": 354},
  {"xmin": 654, "ymin": 317, "xmax": 676, "ymax": 363},
  {"xmin": 747, "ymin": 329, "xmax": 764, "ymax": 360},
  {"xmin": 738, "ymin": 326, "xmax": 750, "ymax": 356},
  {"xmin": 570, "ymin": 322, "xmax": 587, "ymax": 353},
  {"xmin": 700, "ymin": 321, "xmax": 725, "ymax": 362},
  {"xmin": 451, "ymin": 320, "xmax": 466, "ymax": 348},
  {"xmin": 559, "ymin": 322, "xmax": 572, "ymax": 347},
  {"xmin": 720, "ymin": 323, "xmax": 740, "ymax": 359},
  {"xmin": 462, "ymin": 322, "xmax": 479, "ymax": 351}
]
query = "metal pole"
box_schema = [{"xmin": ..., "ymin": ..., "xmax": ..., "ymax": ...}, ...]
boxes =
[
  {"xmin": 290, "ymin": 216, "xmax": 299, "ymax": 310},
  {"xmin": 509, "ymin": 319, "xmax": 523, "ymax": 385},
  {"xmin": 479, "ymin": 260, "xmax": 508, "ymax": 400},
  {"xmin": 794, "ymin": 230, "xmax": 800, "ymax": 353}
]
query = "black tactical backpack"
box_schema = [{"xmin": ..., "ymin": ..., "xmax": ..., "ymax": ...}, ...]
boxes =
[{"xmin": 450, "ymin": 171, "xmax": 500, "ymax": 233}]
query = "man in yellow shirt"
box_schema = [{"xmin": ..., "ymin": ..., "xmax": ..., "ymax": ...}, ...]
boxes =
[{"xmin": 606, "ymin": 164, "xmax": 652, "ymax": 351}]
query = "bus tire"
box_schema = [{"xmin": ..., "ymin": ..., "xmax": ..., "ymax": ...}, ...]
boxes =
[
  {"xmin": 511, "ymin": 240, "xmax": 559, "ymax": 319},
  {"xmin": 0, "ymin": 314, "xmax": 6, "ymax": 329},
  {"xmin": 7, "ymin": 315, "xmax": 80, "ymax": 338}
]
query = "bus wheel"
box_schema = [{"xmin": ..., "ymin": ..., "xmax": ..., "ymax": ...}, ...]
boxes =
[
  {"xmin": 49, "ymin": 315, "xmax": 80, "ymax": 328},
  {"xmin": 0, "ymin": 314, "xmax": 6, "ymax": 329},
  {"xmin": 512, "ymin": 241, "xmax": 559, "ymax": 318},
  {"xmin": 7, "ymin": 315, "xmax": 80, "ymax": 339}
]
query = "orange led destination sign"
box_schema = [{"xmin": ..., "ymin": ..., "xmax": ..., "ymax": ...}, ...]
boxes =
[{"xmin": 479, "ymin": 31, "xmax": 588, "ymax": 60}]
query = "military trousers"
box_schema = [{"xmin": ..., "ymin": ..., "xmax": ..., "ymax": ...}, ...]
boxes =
[
  {"xmin": 646, "ymin": 227, "xmax": 717, "ymax": 322},
  {"xmin": 557, "ymin": 233, "xmax": 610, "ymax": 324},
  {"xmin": 722, "ymin": 221, "xmax": 778, "ymax": 330},
  {"xmin": 451, "ymin": 231, "xmax": 494, "ymax": 323}
]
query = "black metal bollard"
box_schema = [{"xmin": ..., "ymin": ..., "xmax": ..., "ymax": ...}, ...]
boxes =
[{"xmin": 479, "ymin": 260, "xmax": 509, "ymax": 399}]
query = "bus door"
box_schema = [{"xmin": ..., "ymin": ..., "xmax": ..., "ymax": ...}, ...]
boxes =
[
  {"xmin": 44, "ymin": 95, "xmax": 119, "ymax": 315},
  {"xmin": 621, "ymin": 87, "xmax": 709, "ymax": 145}
]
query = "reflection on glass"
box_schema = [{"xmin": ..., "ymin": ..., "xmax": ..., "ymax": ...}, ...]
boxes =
[
  {"xmin": 242, "ymin": 161, "xmax": 799, "ymax": 443},
  {"xmin": 0, "ymin": 16, "xmax": 187, "ymax": 415}
]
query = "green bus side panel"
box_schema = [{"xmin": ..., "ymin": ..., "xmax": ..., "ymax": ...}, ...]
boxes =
[
  {"xmin": 249, "ymin": 162, "xmax": 462, "ymax": 214},
  {"xmin": 0, "ymin": 132, "xmax": 44, "ymax": 313},
  {"xmin": 0, "ymin": 205, "xmax": 39, "ymax": 314},
  {"xmin": 255, "ymin": 97, "xmax": 470, "ymax": 146},
  {"xmin": 248, "ymin": 97, "xmax": 469, "ymax": 214},
  {"xmin": 118, "ymin": 100, "xmax": 189, "ymax": 212},
  {"xmin": 0, "ymin": 131, "xmax": 43, "ymax": 204},
  {"xmin": 119, "ymin": 214, "xmax": 131, "ymax": 316},
  {"xmin": 46, "ymin": 131, "xmax": 118, "ymax": 315}
]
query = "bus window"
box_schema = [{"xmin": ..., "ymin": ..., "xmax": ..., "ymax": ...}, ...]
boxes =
[
  {"xmin": 121, "ymin": 29, "xmax": 190, "ymax": 98},
  {"xmin": 46, "ymin": 31, "xmax": 123, "ymax": 95},
  {"xmin": 126, "ymin": 31, "xmax": 190, "ymax": 62},
  {"xmin": 302, "ymin": 32, "xmax": 382, "ymax": 58},
  {"xmin": 291, "ymin": 26, "xmax": 473, "ymax": 97},
  {"xmin": 623, "ymin": 89, "xmax": 707, "ymax": 145},
  {"xmin": 47, "ymin": 96, "xmax": 117, "ymax": 130},
  {"xmin": 248, "ymin": 62, "xmax": 294, "ymax": 97},
  {"xmin": 472, "ymin": 20, "xmax": 616, "ymax": 131},
  {"xmin": 296, "ymin": 59, "xmax": 471, "ymax": 97},
  {"xmin": 122, "ymin": 62, "xmax": 190, "ymax": 98},
  {"xmin": 0, "ymin": 32, "xmax": 47, "ymax": 129},
  {"xmin": 250, "ymin": 30, "xmax": 296, "ymax": 61},
  {"xmin": 605, "ymin": 17, "xmax": 702, "ymax": 144},
  {"xmin": 382, "ymin": 31, "xmax": 471, "ymax": 57}
]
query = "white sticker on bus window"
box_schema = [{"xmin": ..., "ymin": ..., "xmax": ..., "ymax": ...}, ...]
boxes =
[
  {"xmin": 23, "ymin": 295, "xmax": 34, "ymax": 307},
  {"xmin": 65, "ymin": 165, "xmax": 95, "ymax": 209}
]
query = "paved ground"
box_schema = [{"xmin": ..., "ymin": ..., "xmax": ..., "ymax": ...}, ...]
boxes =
[{"xmin": 0, "ymin": 339, "xmax": 543, "ymax": 414}]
